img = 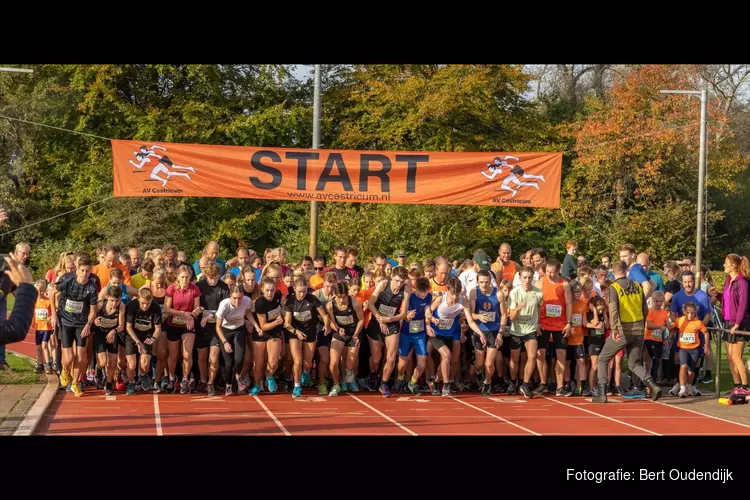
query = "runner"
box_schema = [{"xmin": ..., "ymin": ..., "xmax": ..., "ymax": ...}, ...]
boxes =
[
  {"xmin": 309, "ymin": 256, "xmax": 327, "ymax": 290},
  {"xmin": 426, "ymin": 277, "xmax": 482, "ymax": 396},
  {"xmin": 251, "ymin": 277, "xmax": 285, "ymax": 396},
  {"xmin": 672, "ymin": 302, "xmax": 709, "ymax": 398},
  {"xmin": 585, "ymin": 295, "xmax": 608, "ymax": 397},
  {"xmin": 507, "ymin": 266, "xmax": 543, "ymax": 398},
  {"xmin": 535, "ymin": 259, "xmax": 573, "ymax": 396},
  {"xmin": 195, "ymin": 263, "xmax": 230, "ymax": 393},
  {"xmin": 284, "ymin": 277, "xmax": 331, "ymax": 397},
  {"xmin": 91, "ymin": 246, "xmax": 132, "ymax": 287},
  {"xmin": 130, "ymin": 258, "xmax": 154, "ymax": 289},
  {"xmin": 163, "ymin": 265, "xmax": 203, "ymax": 394},
  {"xmin": 326, "ymin": 281, "xmax": 365, "ymax": 396},
  {"xmin": 313, "ymin": 272, "xmax": 337, "ymax": 395},
  {"xmin": 148, "ymin": 268, "xmax": 170, "ymax": 392},
  {"xmin": 468, "ymin": 270, "xmax": 506, "ymax": 396},
  {"xmin": 325, "ymin": 247, "xmax": 359, "ymax": 285},
  {"xmin": 367, "ymin": 266, "xmax": 409, "ymax": 397},
  {"xmin": 215, "ymin": 285, "xmax": 259, "ymax": 396},
  {"xmin": 53, "ymin": 256, "xmax": 99, "ymax": 397},
  {"xmin": 124, "ymin": 288, "xmax": 163, "ymax": 396},
  {"xmin": 394, "ymin": 277, "xmax": 432, "ymax": 395},
  {"xmin": 492, "ymin": 243, "xmax": 520, "ymax": 284},
  {"xmin": 33, "ymin": 280, "xmax": 55, "ymax": 374},
  {"xmin": 238, "ymin": 265, "xmax": 262, "ymax": 389},
  {"xmin": 93, "ymin": 286, "xmax": 126, "ymax": 393}
]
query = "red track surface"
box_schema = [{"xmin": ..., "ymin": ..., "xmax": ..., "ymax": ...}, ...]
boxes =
[{"xmin": 10, "ymin": 335, "xmax": 750, "ymax": 436}]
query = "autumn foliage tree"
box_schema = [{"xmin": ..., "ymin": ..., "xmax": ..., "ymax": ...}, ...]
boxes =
[{"xmin": 561, "ymin": 65, "xmax": 748, "ymax": 263}]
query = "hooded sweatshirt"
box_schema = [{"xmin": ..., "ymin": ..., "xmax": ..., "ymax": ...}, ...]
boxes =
[{"xmin": 608, "ymin": 276, "xmax": 648, "ymax": 336}]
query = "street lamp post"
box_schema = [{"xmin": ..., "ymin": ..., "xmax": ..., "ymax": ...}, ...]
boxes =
[
  {"xmin": 309, "ymin": 65, "xmax": 321, "ymax": 258},
  {"xmin": 660, "ymin": 89, "xmax": 707, "ymax": 285}
]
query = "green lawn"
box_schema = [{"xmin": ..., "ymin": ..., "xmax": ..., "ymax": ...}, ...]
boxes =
[{"xmin": 0, "ymin": 353, "xmax": 43, "ymax": 385}]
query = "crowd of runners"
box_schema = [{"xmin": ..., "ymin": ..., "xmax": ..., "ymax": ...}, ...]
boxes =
[{"xmin": 14, "ymin": 239, "xmax": 750, "ymax": 401}]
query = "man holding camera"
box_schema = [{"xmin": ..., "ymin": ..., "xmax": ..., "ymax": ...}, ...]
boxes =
[{"xmin": 0, "ymin": 209, "xmax": 37, "ymax": 347}]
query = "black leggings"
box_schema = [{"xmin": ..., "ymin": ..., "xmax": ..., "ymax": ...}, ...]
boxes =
[
  {"xmin": 221, "ymin": 327, "xmax": 246, "ymax": 389},
  {"xmin": 644, "ymin": 340, "xmax": 663, "ymax": 380}
]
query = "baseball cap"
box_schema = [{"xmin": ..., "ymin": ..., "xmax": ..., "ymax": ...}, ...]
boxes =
[
  {"xmin": 395, "ymin": 250, "xmax": 407, "ymax": 258},
  {"xmin": 473, "ymin": 250, "xmax": 491, "ymax": 271}
]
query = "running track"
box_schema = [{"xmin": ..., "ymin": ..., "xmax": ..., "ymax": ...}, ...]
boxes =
[{"xmin": 10, "ymin": 335, "xmax": 750, "ymax": 436}]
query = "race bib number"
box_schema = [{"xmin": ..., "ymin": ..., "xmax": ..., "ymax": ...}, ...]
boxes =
[
  {"xmin": 267, "ymin": 306, "xmax": 282, "ymax": 321},
  {"xmin": 134, "ymin": 318, "xmax": 152, "ymax": 331},
  {"xmin": 409, "ymin": 319, "xmax": 425, "ymax": 333},
  {"xmin": 650, "ymin": 328, "xmax": 664, "ymax": 341},
  {"xmin": 337, "ymin": 314, "xmax": 354, "ymax": 326},
  {"xmin": 64, "ymin": 299, "xmax": 84, "ymax": 314},
  {"xmin": 591, "ymin": 328, "xmax": 604, "ymax": 336},
  {"xmin": 294, "ymin": 310, "xmax": 312, "ymax": 323},
  {"xmin": 99, "ymin": 317, "xmax": 118, "ymax": 329},
  {"xmin": 516, "ymin": 314, "xmax": 532, "ymax": 325},
  {"xmin": 571, "ymin": 314, "xmax": 582, "ymax": 327},
  {"xmin": 680, "ymin": 332, "xmax": 696, "ymax": 344},
  {"xmin": 35, "ymin": 309, "xmax": 49, "ymax": 322},
  {"xmin": 483, "ymin": 311, "xmax": 496, "ymax": 323},
  {"xmin": 203, "ymin": 310, "xmax": 216, "ymax": 324},
  {"xmin": 545, "ymin": 304, "xmax": 562, "ymax": 318},
  {"xmin": 227, "ymin": 315, "xmax": 244, "ymax": 325},
  {"xmin": 437, "ymin": 318, "xmax": 454, "ymax": 330},
  {"xmin": 172, "ymin": 315, "xmax": 187, "ymax": 326},
  {"xmin": 378, "ymin": 305, "xmax": 397, "ymax": 317}
]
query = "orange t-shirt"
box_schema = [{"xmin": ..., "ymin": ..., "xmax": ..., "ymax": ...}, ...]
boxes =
[
  {"xmin": 34, "ymin": 297, "xmax": 53, "ymax": 331},
  {"xmin": 675, "ymin": 316, "xmax": 707, "ymax": 350},
  {"xmin": 357, "ymin": 287, "xmax": 375, "ymax": 328},
  {"xmin": 429, "ymin": 279, "xmax": 449, "ymax": 295},
  {"xmin": 492, "ymin": 260, "xmax": 520, "ymax": 283},
  {"xmin": 309, "ymin": 274, "xmax": 325, "ymax": 291},
  {"xmin": 540, "ymin": 278, "xmax": 567, "ymax": 331},
  {"xmin": 92, "ymin": 262, "xmax": 132, "ymax": 287},
  {"xmin": 568, "ymin": 298, "xmax": 588, "ymax": 346},
  {"xmin": 645, "ymin": 309, "xmax": 669, "ymax": 342}
]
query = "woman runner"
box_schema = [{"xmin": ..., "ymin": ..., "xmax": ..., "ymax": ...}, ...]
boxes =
[
  {"xmin": 215, "ymin": 286, "xmax": 259, "ymax": 396},
  {"xmin": 326, "ymin": 281, "xmax": 365, "ymax": 396},
  {"xmin": 284, "ymin": 277, "xmax": 331, "ymax": 397},
  {"xmin": 92, "ymin": 286, "xmax": 125, "ymax": 394}
]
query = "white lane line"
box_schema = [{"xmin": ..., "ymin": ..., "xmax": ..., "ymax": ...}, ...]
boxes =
[
  {"xmin": 448, "ymin": 396, "xmax": 541, "ymax": 436},
  {"xmin": 542, "ymin": 396, "xmax": 660, "ymax": 435},
  {"xmin": 347, "ymin": 395, "xmax": 417, "ymax": 436},
  {"xmin": 253, "ymin": 396, "xmax": 291, "ymax": 436},
  {"xmin": 153, "ymin": 394, "xmax": 163, "ymax": 436}
]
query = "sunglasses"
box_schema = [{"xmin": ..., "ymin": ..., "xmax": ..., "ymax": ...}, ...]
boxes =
[{"xmin": 314, "ymin": 267, "xmax": 324, "ymax": 271}]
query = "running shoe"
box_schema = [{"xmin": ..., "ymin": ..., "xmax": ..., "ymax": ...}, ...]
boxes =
[
  {"xmin": 329, "ymin": 385, "xmax": 341, "ymax": 397},
  {"xmin": 292, "ymin": 386, "xmax": 303, "ymax": 398},
  {"xmin": 441, "ymin": 384, "xmax": 451, "ymax": 397},
  {"xmin": 180, "ymin": 379, "xmax": 190, "ymax": 394},
  {"xmin": 678, "ymin": 387, "xmax": 688, "ymax": 398},
  {"xmin": 348, "ymin": 379, "xmax": 360, "ymax": 392},
  {"xmin": 250, "ymin": 385, "xmax": 262, "ymax": 396},
  {"xmin": 379, "ymin": 382, "xmax": 391, "ymax": 398},
  {"xmin": 126, "ymin": 383, "xmax": 136, "ymax": 396},
  {"xmin": 72, "ymin": 382, "xmax": 84, "ymax": 397},
  {"xmin": 207, "ymin": 384, "xmax": 216, "ymax": 396},
  {"xmin": 621, "ymin": 388, "xmax": 646, "ymax": 399},
  {"xmin": 408, "ymin": 380, "xmax": 420, "ymax": 396},
  {"xmin": 690, "ymin": 385, "xmax": 702, "ymax": 396},
  {"xmin": 267, "ymin": 377, "xmax": 278, "ymax": 393},
  {"xmin": 481, "ymin": 382, "xmax": 492, "ymax": 396},
  {"xmin": 318, "ymin": 382, "xmax": 328, "ymax": 395},
  {"xmin": 301, "ymin": 371, "xmax": 310, "ymax": 386},
  {"xmin": 507, "ymin": 381, "xmax": 517, "ymax": 395},
  {"xmin": 519, "ymin": 383, "xmax": 533, "ymax": 399}
]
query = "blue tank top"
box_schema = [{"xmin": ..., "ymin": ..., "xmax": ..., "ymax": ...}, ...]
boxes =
[
  {"xmin": 474, "ymin": 286, "xmax": 500, "ymax": 332},
  {"xmin": 401, "ymin": 292, "xmax": 432, "ymax": 336},
  {"xmin": 120, "ymin": 284, "xmax": 130, "ymax": 305}
]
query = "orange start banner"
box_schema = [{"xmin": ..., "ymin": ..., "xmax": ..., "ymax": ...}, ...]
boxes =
[{"xmin": 111, "ymin": 140, "xmax": 562, "ymax": 208}]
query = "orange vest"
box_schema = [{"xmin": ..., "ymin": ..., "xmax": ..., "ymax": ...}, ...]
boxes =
[{"xmin": 540, "ymin": 278, "xmax": 567, "ymax": 331}]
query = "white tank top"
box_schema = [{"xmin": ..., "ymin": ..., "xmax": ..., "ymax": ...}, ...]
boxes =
[{"xmin": 437, "ymin": 293, "xmax": 464, "ymax": 320}]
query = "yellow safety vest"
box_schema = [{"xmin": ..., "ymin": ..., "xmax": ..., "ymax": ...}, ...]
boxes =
[{"xmin": 611, "ymin": 281, "xmax": 644, "ymax": 323}]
